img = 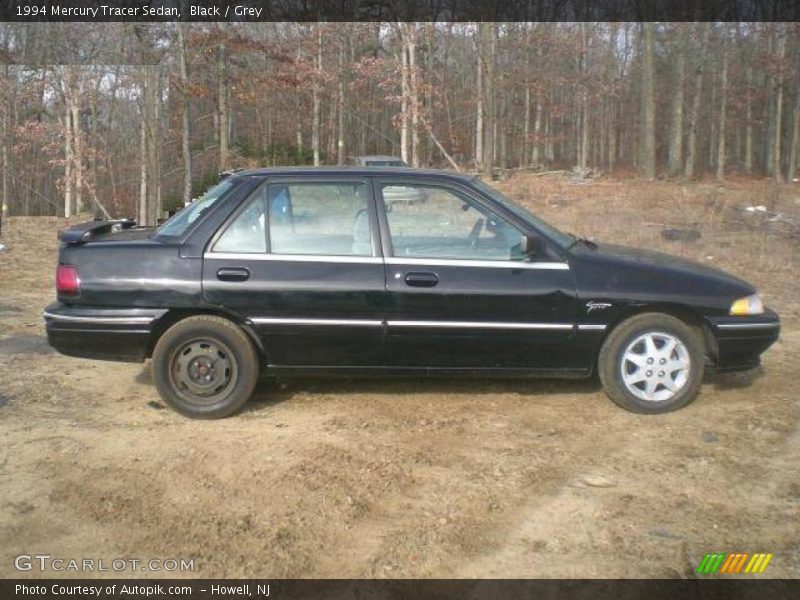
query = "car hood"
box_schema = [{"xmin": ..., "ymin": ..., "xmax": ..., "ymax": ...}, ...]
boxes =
[{"xmin": 573, "ymin": 242, "xmax": 755, "ymax": 299}]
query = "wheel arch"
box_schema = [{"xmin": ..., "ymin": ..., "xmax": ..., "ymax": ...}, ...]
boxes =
[
  {"xmin": 147, "ymin": 308, "xmax": 267, "ymax": 361},
  {"xmin": 599, "ymin": 303, "xmax": 717, "ymax": 366}
]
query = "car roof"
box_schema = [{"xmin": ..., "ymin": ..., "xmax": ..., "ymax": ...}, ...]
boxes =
[{"xmin": 231, "ymin": 166, "xmax": 477, "ymax": 183}]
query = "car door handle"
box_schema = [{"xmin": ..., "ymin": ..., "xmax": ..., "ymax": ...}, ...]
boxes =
[
  {"xmin": 217, "ymin": 267, "xmax": 250, "ymax": 282},
  {"xmin": 404, "ymin": 272, "xmax": 439, "ymax": 287}
]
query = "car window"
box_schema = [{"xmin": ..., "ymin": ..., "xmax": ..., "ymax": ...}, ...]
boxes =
[
  {"xmin": 212, "ymin": 186, "xmax": 268, "ymax": 253},
  {"xmin": 268, "ymin": 183, "xmax": 372, "ymax": 256},
  {"xmin": 157, "ymin": 179, "xmax": 236, "ymax": 238},
  {"xmin": 381, "ymin": 184, "xmax": 525, "ymax": 261},
  {"xmin": 472, "ymin": 178, "xmax": 574, "ymax": 248}
]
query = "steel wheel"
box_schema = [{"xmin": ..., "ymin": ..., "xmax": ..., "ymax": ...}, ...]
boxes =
[
  {"xmin": 620, "ymin": 331, "xmax": 691, "ymax": 402},
  {"xmin": 169, "ymin": 337, "xmax": 238, "ymax": 406}
]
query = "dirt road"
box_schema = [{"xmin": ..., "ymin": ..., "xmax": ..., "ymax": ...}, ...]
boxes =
[{"xmin": 1, "ymin": 176, "xmax": 798, "ymax": 578}]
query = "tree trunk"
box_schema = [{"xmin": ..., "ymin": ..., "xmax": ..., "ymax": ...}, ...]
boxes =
[
  {"xmin": 685, "ymin": 24, "xmax": 710, "ymax": 179},
  {"xmin": 336, "ymin": 38, "xmax": 346, "ymax": 165},
  {"xmin": 296, "ymin": 122, "xmax": 303, "ymax": 162},
  {"xmin": 138, "ymin": 113, "xmax": 147, "ymax": 225},
  {"xmin": 716, "ymin": 36, "xmax": 728, "ymax": 181},
  {"xmin": 178, "ymin": 22, "xmax": 192, "ymax": 204},
  {"xmin": 146, "ymin": 67, "xmax": 161, "ymax": 224},
  {"xmin": 667, "ymin": 27, "xmax": 686, "ymax": 176},
  {"xmin": 745, "ymin": 66, "xmax": 753, "ymax": 174},
  {"xmin": 71, "ymin": 102, "xmax": 82, "ymax": 213},
  {"xmin": 481, "ymin": 22, "xmax": 495, "ymax": 175},
  {"xmin": 63, "ymin": 100, "xmax": 73, "ymax": 218},
  {"xmin": 772, "ymin": 26, "xmax": 786, "ymax": 183},
  {"xmin": 640, "ymin": 22, "xmax": 656, "ymax": 179},
  {"xmin": 312, "ymin": 27, "xmax": 321, "ymax": 166},
  {"xmin": 398, "ymin": 27, "xmax": 411, "ymax": 165},
  {"xmin": 475, "ymin": 29, "xmax": 483, "ymax": 170},
  {"xmin": 408, "ymin": 25, "xmax": 419, "ymax": 168},
  {"xmin": 217, "ymin": 42, "xmax": 229, "ymax": 170},
  {"xmin": 522, "ymin": 25, "xmax": 531, "ymax": 167},
  {"xmin": 1, "ymin": 40, "xmax": 8, "ymax": 220}
]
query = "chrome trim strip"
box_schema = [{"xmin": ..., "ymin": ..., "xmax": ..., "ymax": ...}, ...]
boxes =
[
  {"xmin": 251, "ymin": 317, "xmax": 382, "ymax": 327},
  {"xmin": 387, "ymin": 320, "xmax": 573, "ymax": 330},
  {"xmin": 50, "ymin": 328, "xmax": 151, "ymax": 334},
  {"xmin": 577, "ymin": 324, "xmax": 607, "ymax": 331},
  {"xmin": 204, "ymin": 253, "xmax": 568, "ymax": 270},
  {"xmin": 716, "ymin": 322, "xmax": 780, "ymax": 330},
  {"xmin": 250, "ymin": 317, "xmax": 577, "ymax": 330},
  {"xmin": 43, "ymin": 311, "xmax": 154, "ymax": 325},
  {"xmin": 204, "ymin": 252, "xmax": 382, "ymax": 264},
  {"xmin": 385, "ymin": 257, "xmax": 569, "ymax": 270}
]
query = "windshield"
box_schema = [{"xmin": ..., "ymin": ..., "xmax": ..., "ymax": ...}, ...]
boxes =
[
  {"xmin": 472, "ymin": 178, "xmax": 574, "ymax": 248},
  {"xmin": 156, "ymin": 180, "xmax": 236, "ymax": 238}
]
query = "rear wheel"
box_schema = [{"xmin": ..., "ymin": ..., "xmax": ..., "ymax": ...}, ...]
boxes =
[
  {"xmin": 598, "ymin": 313, "xmax": 704, "ymax": 414},
  {"xmin": 152, "ymin": 315, "xmax": 259, "ymax": 419}
]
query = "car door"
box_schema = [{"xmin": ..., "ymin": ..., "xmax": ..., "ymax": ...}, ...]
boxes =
[
  {"xmin": 375, "ymin": 177, "xmax": 584, "ymax": 372},
  {"xmin": 202, "ymin": 176, "xmax": 386, "ymax": 368}
]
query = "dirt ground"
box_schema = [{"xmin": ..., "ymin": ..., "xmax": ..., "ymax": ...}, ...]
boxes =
[{"xmin": 1, "ymin": 174, "xmax": 799, "ymax": 579}]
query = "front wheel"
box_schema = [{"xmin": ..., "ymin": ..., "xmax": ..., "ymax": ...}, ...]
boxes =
[
  {"xmin": 152, "ymin": 315, "xmax": 259, "ymax": 419},
  {"xmin": 598, "ymin": 313, "xmax": 705, "ymax": 414}
]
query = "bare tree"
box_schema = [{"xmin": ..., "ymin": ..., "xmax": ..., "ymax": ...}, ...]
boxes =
[
  {"xmin": 217, "ymin": 39, "xmax": 229, "ymax": 170},
  {"xmin": 716, "ymin": 30, "xmax": 728, "ymax": 181},
  {"xmin": 667, "ymin": 25, "xmax": 687, "ymax": 176},
  {"xmin": 639, "ymin": 22, "xmax": 656, "ymax": 179},
  {"xmin": 685, "ymin": 23, "xmax": 710, "ymax": 179},
  {"xmin": 771, "ymin": 25, "xmax": 786, "ymax": 183},
  {"xmin": 177, "ymin": 22, "xmax": 192, "ymax": 204}
]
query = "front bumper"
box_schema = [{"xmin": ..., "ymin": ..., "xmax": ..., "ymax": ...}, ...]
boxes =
[
  {"xmin": 44, "ymin": 303, "xmax": 168, "ymax": 362},
  {"xmin": 706, "ymin": 309, "xmax": 780, "ymax": 372}
]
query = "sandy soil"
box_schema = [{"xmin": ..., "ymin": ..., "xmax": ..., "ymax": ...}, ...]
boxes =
[{"xmin": 1, "ymin": 175, "xmax": 798, "ymax": 579}]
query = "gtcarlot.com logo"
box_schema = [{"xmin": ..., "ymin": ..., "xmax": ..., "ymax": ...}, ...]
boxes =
[
  {"xmin": 14, "ymin": 554, "xmax": 195, "ymax": 573},
  {"xmin": 696, "ymin": 552, "xmax": 773, "ymax": 575}
]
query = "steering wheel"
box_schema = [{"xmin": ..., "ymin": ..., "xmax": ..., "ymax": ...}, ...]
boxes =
[{"xmin": 467, "ymin": 218, "xmax": 484, "ymax": 249}]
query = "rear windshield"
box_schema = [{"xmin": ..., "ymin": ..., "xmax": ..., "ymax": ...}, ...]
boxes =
[{"xmin": 156, "ymin": 180, "xmax": 236, "ymax": 238}]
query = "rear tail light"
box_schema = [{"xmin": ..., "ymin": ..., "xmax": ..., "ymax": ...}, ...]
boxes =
[{"xmin": 56, "ymin": 264, "xmax": 80, "ymax": 296}]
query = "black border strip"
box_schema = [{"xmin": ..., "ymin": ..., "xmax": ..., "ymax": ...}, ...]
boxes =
[
  {"xmin": 3, "ymin": 579, "xmax": 800, "ymax": 600},
  {"xmin": 2, "ymin": 0, "xmax": 800, "ymax": 22}
]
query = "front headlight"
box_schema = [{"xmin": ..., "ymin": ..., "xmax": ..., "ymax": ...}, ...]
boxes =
[{"xmin": 730, "ymin": 294, "xmax": 764, "ymax": 316}]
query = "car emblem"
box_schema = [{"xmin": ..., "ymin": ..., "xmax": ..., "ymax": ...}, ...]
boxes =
[{"xmin": 586, "ymin": 301, "xmax": 612, "ymax": 312}]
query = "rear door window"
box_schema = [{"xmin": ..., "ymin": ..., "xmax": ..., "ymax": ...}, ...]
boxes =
[{"xmin": 267, "ymin": 182, "xmax": 373, "ymax": 257}]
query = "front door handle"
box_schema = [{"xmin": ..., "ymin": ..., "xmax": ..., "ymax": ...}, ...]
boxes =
[
  {"xmin": 217, "ymin": 267, "xmax": 250, "ymax": 282},
  {"xmin": 404, "ymin": 272, "xmax": 439, "ymax": 287}
]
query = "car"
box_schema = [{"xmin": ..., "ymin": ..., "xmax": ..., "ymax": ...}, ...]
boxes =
[
  {"xmin": 44, "ymin": 167, "xmax": 780, "ymax": 418},
  {"xmin": 349, "ymin": 155, "xmax": 407, "ymax": 167}
]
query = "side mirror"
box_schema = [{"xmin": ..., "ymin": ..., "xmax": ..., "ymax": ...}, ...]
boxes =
[{"xmin": 520, "ymin": 234, "xmax": 543, "ymax": 256}]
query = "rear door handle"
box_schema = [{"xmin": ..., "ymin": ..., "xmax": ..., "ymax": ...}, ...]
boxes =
[
  {"xmin": 217, "ymin": 267, "xmax": 250, "ymax": 282},
  {"xmin": 404, "ymin": 272, "xmax": 439, "ymax": 287}
]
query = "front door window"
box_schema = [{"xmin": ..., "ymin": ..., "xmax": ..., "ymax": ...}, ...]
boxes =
[{"xmin": 380, "ymin": 184, "xmax": 524, "ymax": 261}]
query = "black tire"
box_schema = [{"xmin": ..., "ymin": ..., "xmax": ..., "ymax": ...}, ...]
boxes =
[
  {"xmin": 152, "ymin": 315, "xmax": 259, "ymax": 419},
  {"xmin": 598, "ymin": 313, "xmax": 705, "ymax": 414}
]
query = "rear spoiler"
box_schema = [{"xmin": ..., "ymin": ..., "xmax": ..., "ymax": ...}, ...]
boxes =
[{"xmin": 59, "ymin": 219, "xmax": 137, "ymax": 245}]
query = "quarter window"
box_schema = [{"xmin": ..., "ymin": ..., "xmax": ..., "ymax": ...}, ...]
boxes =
[
  {"xmin": 381, "ymin": 184, "xmax": 525, "ymax": 261},
  {"xmin": 212, "ymin": 187, "xmax": 268, "ymax": 253}
]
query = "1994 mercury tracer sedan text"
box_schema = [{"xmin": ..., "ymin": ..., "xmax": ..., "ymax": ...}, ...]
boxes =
[{"xmin": 44, "ymin": 168, "xmax": 780, "ymax": 418}]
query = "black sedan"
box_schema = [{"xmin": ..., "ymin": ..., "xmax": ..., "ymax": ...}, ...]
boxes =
[{"xmin": 44, "ymin": 168, "xmax": 780, "ymax": 418}]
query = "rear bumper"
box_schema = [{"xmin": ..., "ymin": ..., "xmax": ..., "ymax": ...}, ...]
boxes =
[
  {"xmin": 706, "ymin": 309, "xmax": 780, "ymax": 372},
  {"xmin": 44, "ymin": 303, "xmax": 167, "ymax": 362}
]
